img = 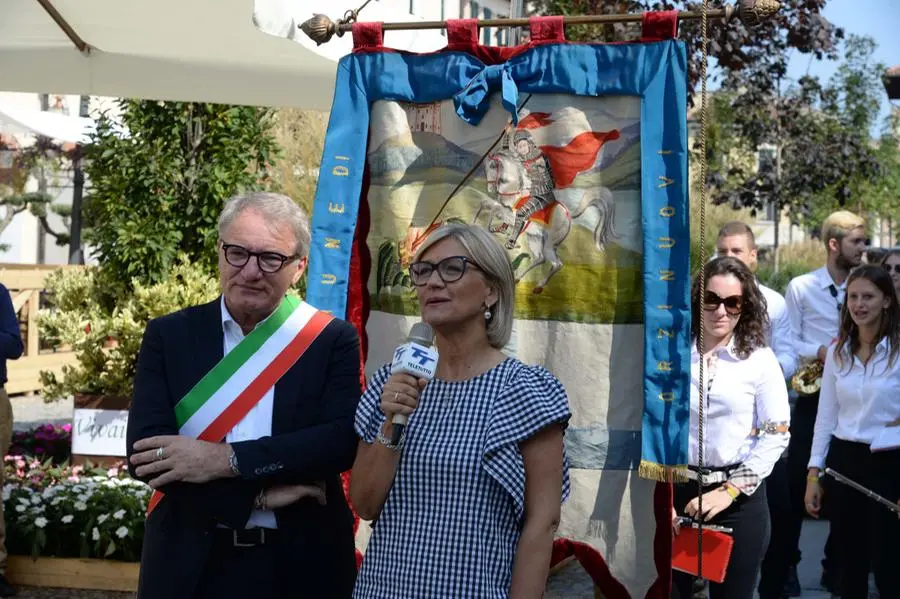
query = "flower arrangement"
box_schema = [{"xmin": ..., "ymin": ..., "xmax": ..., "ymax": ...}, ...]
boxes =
[
  {"xmin": 7, "ymin": 424, "xmax": 72, "ymax": 465},
  {"xmin": 2, "ymin": 458, "xmax": 148, "ymax": 562}
]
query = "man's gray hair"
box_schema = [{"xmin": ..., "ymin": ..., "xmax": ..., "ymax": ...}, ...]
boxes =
[
  {"xmin": 218, "ymin": 191, "xmax": 311, "ymax": 257},
  {"xmin": 413, "ymin": 223, "xmax": 516, "ymax": 349}
]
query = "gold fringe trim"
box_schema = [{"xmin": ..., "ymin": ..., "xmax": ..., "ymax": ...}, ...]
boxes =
[{"xmin": 638, "ymin": 460, "xmax": 689, "ymax": 483}]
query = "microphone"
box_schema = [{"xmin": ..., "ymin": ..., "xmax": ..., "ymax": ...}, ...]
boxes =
[{"xmin": 389, "ymin": 322, "xmax": 438, "ymax": 445}]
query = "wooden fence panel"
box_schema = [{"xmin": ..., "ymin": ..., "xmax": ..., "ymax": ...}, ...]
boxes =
[{"xmin": 0, "ymin": 264, "xmax": 83, "ymax": 396}]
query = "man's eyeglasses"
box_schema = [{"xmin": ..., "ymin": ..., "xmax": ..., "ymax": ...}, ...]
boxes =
[
  {"xmin": 409, "ymin": 256, "xmax": 481, "ymax": 286},
  {"xmin": 221, "ymin": 243, "xmax": 298, "ymax": 274},
  {"xmin": 701, "ymin": 291, "xmax": 743, "ymax": 316},
  {"xmin": 883, "ymin": 263, "xmax": 900, "ymax": 275}
]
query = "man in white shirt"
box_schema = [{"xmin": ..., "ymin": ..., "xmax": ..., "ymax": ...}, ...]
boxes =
[
  {"xmin": 715, "ymin": 222, "xmax": 797, "ymax": 599},
  {"xmin": 715, "ymin": 222, "xmax": 797, "ymax": 377},
  {"xmin": 781, "ymin": 210, "xmax": 867, "ymax": 596}
]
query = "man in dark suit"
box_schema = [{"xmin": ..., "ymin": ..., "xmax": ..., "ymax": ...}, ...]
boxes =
[{"xmin": 127, "ymin": 192, "xmax": 361, "ymax": 599}]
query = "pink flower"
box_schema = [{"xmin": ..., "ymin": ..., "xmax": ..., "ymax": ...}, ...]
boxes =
[{"xmin": 107, "ymin": 467, "xmax": 120, "ymax": 478}]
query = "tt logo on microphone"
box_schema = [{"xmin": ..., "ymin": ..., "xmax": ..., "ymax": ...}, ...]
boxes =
[{"xmin": 409, "ymin": 346, "xmax": 436, "ymax": 366}]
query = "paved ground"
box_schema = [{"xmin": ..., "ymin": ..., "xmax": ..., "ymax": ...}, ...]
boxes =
[{"xmin": 10, "ymin": 396, "xmax": 872, "ymax": 598}]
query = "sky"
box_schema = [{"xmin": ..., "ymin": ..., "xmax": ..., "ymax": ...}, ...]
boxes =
[{"xmin": 785, "ymin": 0, "xmax": 900, "ymax": 135}]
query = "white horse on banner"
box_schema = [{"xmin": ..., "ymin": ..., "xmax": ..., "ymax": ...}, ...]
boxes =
[{"xmin": 479, "ymin": 150, "xmax": 617, "ymax": 293}]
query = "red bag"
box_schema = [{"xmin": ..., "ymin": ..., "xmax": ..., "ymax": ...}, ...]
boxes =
[{"xmin": 672, "ymin": 527, "xmax": 734, "ymax": 584}]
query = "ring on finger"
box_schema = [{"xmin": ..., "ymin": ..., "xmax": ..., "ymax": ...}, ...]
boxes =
[
  {"xmin": 393, "ymin": 391, "xmax": 400, "ymax": 402},
  {"xmin": 155, "ymin": 447, "xmax": 164, "ymax": 461}
]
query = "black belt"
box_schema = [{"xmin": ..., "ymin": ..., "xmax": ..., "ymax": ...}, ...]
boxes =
[{"xmin": 212, "ymin": 527, "xmax": 277, "ymax": 548}]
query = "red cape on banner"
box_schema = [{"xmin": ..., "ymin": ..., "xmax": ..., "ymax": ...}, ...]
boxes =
[{"xmin": 541, "ymin": 130, "xmax": 621, "ymax": 189}]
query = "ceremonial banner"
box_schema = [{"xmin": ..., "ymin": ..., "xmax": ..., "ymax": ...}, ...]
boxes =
[{"xmin": 308, "ymin": 14, "xmax": 690, "ymax": 597}]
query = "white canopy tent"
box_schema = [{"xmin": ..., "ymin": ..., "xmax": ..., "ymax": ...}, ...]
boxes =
[
  {"xmin": 0, "ymin": 99, "xmax": 95, "ymax": 144},
  {"xmin": 0, "ymin": 0, "xmax": 448, "ymax": 111}
]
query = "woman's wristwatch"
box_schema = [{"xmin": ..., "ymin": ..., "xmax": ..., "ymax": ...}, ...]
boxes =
[{"xmin": 807, "ymin": 468, "xmax": 822, "ymax": 483}]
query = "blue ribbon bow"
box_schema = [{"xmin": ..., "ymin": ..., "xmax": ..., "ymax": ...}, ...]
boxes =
[{"xmin": 452, "ymin": 63, "xmax": 520, "ymax": 127}]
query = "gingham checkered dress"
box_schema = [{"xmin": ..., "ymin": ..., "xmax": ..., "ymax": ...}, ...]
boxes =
[{"xmin": 352, "ymin": 358, "xmax": 571, "ymax": 599}]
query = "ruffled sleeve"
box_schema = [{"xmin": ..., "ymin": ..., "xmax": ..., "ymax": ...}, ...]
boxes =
[
  {"xmin": 482, "ymin": 363, "xmax": 572, "ymax": 524},
  {"xmin": 354, "ymin": 364, "xmax": 392, "ymax": 444}
]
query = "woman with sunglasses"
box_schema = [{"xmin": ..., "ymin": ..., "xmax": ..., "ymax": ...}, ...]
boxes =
[
  {"xmin": 672, "ymin": 256, "xmax": 791, "ymax": 599},
  {"xmin": 804, "ymin": 265, "xmax": 900, "ymax": 599},
  {"xmin": 349, "ymin": 223, "xmax": 571, "ymax": 598},
  {"xmin": 879, "ymin": 249, "xmax": 900, "ymax": 300}
]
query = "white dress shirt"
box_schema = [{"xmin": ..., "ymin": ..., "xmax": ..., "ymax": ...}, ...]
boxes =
[
  {"xmin": 784, "ymin": 266, "xmax": 845, "ymax": 361},
  {"xmin": 760, "ymin": 282, "xmax": 797, "ymax": 378},
  {"xmin": 808, "ymin": 339, "xmax": 900, "ymax": 469},
  {"xmin": 690, "ymin": 340, "xmax": 791, "ymax": 494},
  {"xmin": 221, "ymin": 297, "xmax": 277, "ymax": 529}
]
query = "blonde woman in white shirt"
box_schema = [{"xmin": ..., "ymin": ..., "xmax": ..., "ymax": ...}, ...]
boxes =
[
  {"xmin": 672, "ymin": 256, "xmax": 791, "ymax": 599},
  {"xmin": 805, "ymin": 264, "xmax": 900, "ymax": 599}
]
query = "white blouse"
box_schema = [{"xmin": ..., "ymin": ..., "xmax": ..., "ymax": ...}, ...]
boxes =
[
  {"xmin": 808, "ymin": 339, "xmax": 900, "ymax": 470},
  {"xmin": 690, "ymin": 340, "xmax": 791, "ymax": 494}
]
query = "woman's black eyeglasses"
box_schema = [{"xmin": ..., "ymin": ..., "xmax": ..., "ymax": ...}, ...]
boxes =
[
  {"xmin": 221, "ymin": 243, "xmax": 298, "ymax": 274},
  {"xmin": 409, "ymin": 256, "xmax": 481, "ymax": 286},
  {"xmin": 702, "ymin": 291, "xmax": 743, "ymax": 316},
  {"xmin": 883, "ymin": 263, "xmax": 900, "ymax": 275}
]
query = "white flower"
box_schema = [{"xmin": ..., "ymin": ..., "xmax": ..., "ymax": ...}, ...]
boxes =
[
  {"xmin": 77, "ymin": 493, "xmax": 90, "ymax": 502},
  {"xmin": 61, "ymin": 515, "xmax": 74, "ymax": 524},
  {"xmin": 92, "ymin": 527, "xmax": 100, "ymax": 541},
  {"xmin": 74, "ymin": 501, "xmax": 87, "ymax": 511},
  {"xmin": 18, "ymin": 498, "xmax": 30, "ymax": 506},
  {"xmin": 51, "ymin": 498, "xmax": 62, "ymax": 506},
  {"xmin": 30, "ymin": 496, "xmax": 41, "ymax": 505},
  {"xmin": 113, "ymin": 509, "xmax": 126, "ymax": 520},
  {"xmin": 115, "ymin": 526, "xmax": 128, "ymax": 538},
  {"xmin": 15, "ymin": 505, "xmax": 25, "ymax": 513},
  {"xmin": 97, "ymin": 514, "xmax": 110, "ymax": 524},
  {"xmin": 34, "ymin": 517, "xmax": 47, "ymax": 528}
]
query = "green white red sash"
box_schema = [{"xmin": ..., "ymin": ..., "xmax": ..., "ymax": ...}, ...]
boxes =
[{"xmin": 145, "ymin": 295, "xmax": 333, "ymax": 515}]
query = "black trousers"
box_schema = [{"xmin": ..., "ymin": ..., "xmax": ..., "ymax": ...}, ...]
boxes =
[
  {"xmin": 195, "ymin": 531, "xmax": 287, "ymax": 599},
  {"xmin": 672, "ymin": 480, "xmax": 770, "ymax": 599},
  {"xmin": 756, "ymin": 456, "xmax": 791, "ymax": 597},
  {"xmin": 784, "ymin": 393, "xmax": 837, "ymax": 570},
  {"xmin": 826, "ymin": 438, "xmax": 900, "ymax": 599}
]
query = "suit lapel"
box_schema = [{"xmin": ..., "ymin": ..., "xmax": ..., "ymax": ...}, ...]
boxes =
[
  {"xmin": 273, "ymin": 352, "xmax": 305, "ymax": 436},
  {"xmin": 192, "ymin": 297, "xmax": 225, "ymax": 393}
]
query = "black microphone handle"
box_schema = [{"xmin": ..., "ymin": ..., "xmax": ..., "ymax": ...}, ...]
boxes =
[{"xmin": 390, "ymin": 422, "xmax": 406, "ymax": 446}]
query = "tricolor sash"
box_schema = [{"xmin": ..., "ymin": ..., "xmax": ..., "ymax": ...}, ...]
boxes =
[{"xmin": 145, "ymin": 295, "xmax": 333, "ymax": 515}]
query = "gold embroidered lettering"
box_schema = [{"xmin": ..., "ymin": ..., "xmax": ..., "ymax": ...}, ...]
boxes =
[
  {"xmin": 657, "ymin": 328, "xmax": 674, "ymax": 339},
  {"xmin": 332, "ymin": 165, "xmax": 350, "ymax": 177},
  {"xmin": 657, "ymin": 150, "xmax": 673, "ymax": 155},
  {"xmin": 328, "ymin": 203, "xmax": 345, "ymax": 214},
  {"xmin": 325, "ymin": 238, "xmax": 340, "ymax": 249},
  {"xmin": 660, "ymin": 270, "xmax": 675, "ymax": 281},
  {"xmin": 659, "ymin": 392, "xmax": 675, "ymax": 401},
  {"xmin": 659, "ymin": 206, "xmax": 676, "ymax": 217},
  {"xmin": 322, "ymin": 274, "xmax": 337, "ymax": 285},
  {"xmin": 657, "ymin": 304, "xmax": 673, "ymax": 310},
  {"xmin": 658, "ymin": 176, "xmax": 675, "ymax": 188},
  {"xmin": 335, "ymin": 155, "xmax": 350, "ymax": 161},
  {"xmin": 658, "ymin": 237, "xmax": 675, "ymax": 249},
  {"xmin": 657, "ymin": 361, "xmax": 673, "ymax": 372}
]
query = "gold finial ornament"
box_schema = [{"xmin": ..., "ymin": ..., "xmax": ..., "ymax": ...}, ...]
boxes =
[
  {"xmin": 738, "ymin": 0, "xmax": 781, "ymax": 27},
  {"xmin": 299, "ymin": 14, "xmax": 338, "ymax": 46}
]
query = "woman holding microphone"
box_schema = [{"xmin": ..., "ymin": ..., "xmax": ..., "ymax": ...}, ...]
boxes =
[
  {"xmin": 805, "ymin": 264, "xmax": 900, "ymax": 599},
  {"xmin": 349, "ymin": 223, "xmax": 571, "ymax": 598},
  {"xmin": 672, "ymin": 256, "xmax": 791, "ymax": 599}
]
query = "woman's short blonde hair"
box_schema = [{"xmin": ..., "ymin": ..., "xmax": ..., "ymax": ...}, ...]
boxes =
[{"xmin": 413, "ymin": 223, "xmax": 515, "ymax": 349}]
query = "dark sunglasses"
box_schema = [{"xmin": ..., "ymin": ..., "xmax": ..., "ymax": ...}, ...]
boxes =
[
  {"xmin": 702, "ymin": 291, "xmax": 743, "ymax": 315},
  {"xmin": 409, "ymin": 256, "xmax": 481, "ymax": 286},
  {"xmin": 883, "ymin": 263, "xmax": 900, "ymax": 275}
]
